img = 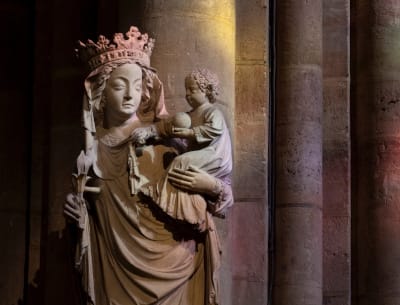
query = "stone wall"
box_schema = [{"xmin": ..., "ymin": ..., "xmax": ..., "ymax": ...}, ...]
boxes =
[{"xmin": 233, "ymin": 1, "xmax": 269, "ymax": 304}]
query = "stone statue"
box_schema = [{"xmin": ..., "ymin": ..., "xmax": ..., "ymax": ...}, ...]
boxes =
[
  {"xmin": 131, "ymin": 68, "xmax": 233, "ymax": 229},
  {"xmin": 64, "ymin": 27, "xmax": 234, "ymax": 305}
]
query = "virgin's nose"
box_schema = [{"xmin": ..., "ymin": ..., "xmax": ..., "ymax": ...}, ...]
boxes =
[{"xmin": 124, "ymin": 86, "xmax": 132, "ymax": 100}]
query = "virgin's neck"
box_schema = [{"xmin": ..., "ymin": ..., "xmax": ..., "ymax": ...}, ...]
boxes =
[
  {"xmin": 98, "ymin": 117, "xmax": 143, "ymax": 147},
  {"xmin": 104, "ymin": 113, "xmax": 138, "ymax": 129}
]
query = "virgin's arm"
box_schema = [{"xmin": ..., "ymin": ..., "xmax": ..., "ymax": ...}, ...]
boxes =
[{"xmin": 168, "ymin": 165, "xmax": 234, "ymax": 218}]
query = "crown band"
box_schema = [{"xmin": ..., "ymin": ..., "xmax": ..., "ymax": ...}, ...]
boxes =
[{"xmin": 88, "ymin": 49, "xmax": 150, "ymax": 70}]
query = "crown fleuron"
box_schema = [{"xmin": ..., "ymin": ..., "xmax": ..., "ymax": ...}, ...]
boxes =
[{"xmin": 76, "ymin": 26, "xmax": 155, "ymax": 70}]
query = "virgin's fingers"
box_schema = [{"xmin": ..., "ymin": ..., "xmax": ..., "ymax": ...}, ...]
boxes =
[
  {"xmin": 171, "ymin": 168, "xmax": 196, "ymax": 177},
  {"xmin": 63, "ymin": 211, "xmax": 79, "ymax": 222},
  {"xmin": 168, "ymin": 176, "xmax": 193, "ymax": 187},
  {"xmin": 65, "ymin": 198, "xmax": 80, "ymax": 207},
  {"xmin": 169, "ymin": 181, "xmax": 192, "ymax": 191},
  {"xmin": 168, "ymin": 171, "xmax": 194, "ymax": 182},
  {"xmin": 64, "ymin": 204, "xmax": 81, "ymax": 217}
]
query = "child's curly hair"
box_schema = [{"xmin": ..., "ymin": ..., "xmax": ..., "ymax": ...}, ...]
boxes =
[{"xmin": 188, "ymin": 68, "xmax": 220, "ymax": 103}]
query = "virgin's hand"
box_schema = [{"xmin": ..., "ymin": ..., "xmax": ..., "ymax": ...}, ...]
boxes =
[
  {"xmin": 131, "ymin": 126, "xmax": 155, "ymax": 145},
  {"xmin": 168, "ymin": 165, "xmax": 217, "ymax": 195},
  {"xmin": 64, "ymin": 193, "xmax": 85, "ymax": 229},
  {"xmin": 171, "ymin": 127, "xmax": 195, "ymax": 139}
]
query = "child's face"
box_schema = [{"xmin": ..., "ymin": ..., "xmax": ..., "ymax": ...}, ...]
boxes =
[{"xmin": 185, "ymin": 76, "xmax": 209, "ymax": 109}]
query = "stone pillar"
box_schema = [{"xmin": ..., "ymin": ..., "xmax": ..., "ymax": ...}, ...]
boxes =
[
  {"xmin": 353, "ymin": 2, "xmax": 400, "ymax": 305},
  {"xmin": 274, "ymin": 1, "xmax": 323, "ymax": 304},
  {"xmin": 140, "ymin": 1, "xmax": 235, "ymax": 303},
  {"xmin": 141, "ymin": 0, "xmax": 235, "ymax": 119},
  {"xmin": 233, "ymin": 1, "xmax": 269, "ymax": 305},
  {"xmin": 322, "ymin": 0, "xmax": 351, "ymax": 304}
]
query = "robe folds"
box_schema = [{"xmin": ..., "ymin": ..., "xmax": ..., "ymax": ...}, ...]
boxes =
[
  {"xmin": 148, "ymin": 103, "xmax": 233, "ymax": 228},
  {"xmin": 78, "ymin": 127, "xmax": 230, "ymax": 305}
]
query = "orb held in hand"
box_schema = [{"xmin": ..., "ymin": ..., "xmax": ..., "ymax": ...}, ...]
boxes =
[{"xmin": 172, "ymin": 112, "xmax": 192, "ymax": 128}]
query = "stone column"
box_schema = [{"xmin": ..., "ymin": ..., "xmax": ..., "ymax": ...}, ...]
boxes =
[
  {"xmin": 322, "ymin": 0, "xmax": 351, "ymax": 304},
  {"xmin": 141, "ymin": 0, "xmax": 235, "ymax": 119},
  {"xmin": 139, "ymin": 1, "xmax": 236, "ymax": 303},
  {"xmin": 233, "ymin": 1, "xmax": 269, "ymax": 305},
  {"xmin": 353, "ymin": 2, "xmax": 400, "ymax": 305},
  {"xmin": 274, "ymin": 1, "xmax": 323, "ymax": 305}
]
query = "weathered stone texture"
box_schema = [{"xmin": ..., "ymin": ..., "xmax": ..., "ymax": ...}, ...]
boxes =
[
  {"xmin": 231, "ymin": 201, "xmax": 267, "ymax": 305},
  {"xmin": 233, "ymin": 1, "xmax": 268, "ymax": 304},
  {"xmin": 323, "ymin": 0, "xmax": 349, "ymax": 78},
  {"xmin": 323, "ymin": 216, "xmax": 350, "ymax": 291},
  {"xmin": 235, "ymin": 64, "xmax": 267, "ymax": 199},
  {"xmin": 142, "ymin": 0, "xmax": 235, "ymax": 118},
  {"xmin": 274, "ymin": 207, "xmax": 323, "ymax": 305},
  {"xmin": 322, "ymin": 1, "xmax": 351, "ymax": 304},
  {"xmin": 274, "ymin": 0, "xmax": 323, "ymax": 304},
  {"xmin": 354, "ymin": 1, "xmax": 400, "ymax": 304},
  {"xmin": 231, "ymin": 202, "xmax": 267, "ymax": 282},
  {"xmin": 277, "ymin": 1, "xmax": 322, "ymax": 66}
]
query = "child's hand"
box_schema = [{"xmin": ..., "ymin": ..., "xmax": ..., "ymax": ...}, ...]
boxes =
[
  {"xmin": 131, "ymin": 126, "xmax": 157, "ymax": 145},
  {"xmin": 171, "ymin": 127, "xmax": 195, "ymax": 139}
]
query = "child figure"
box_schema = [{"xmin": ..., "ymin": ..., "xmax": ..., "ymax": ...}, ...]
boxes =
[{"xmin": 134, "ymin": 68, "xmax": 232, "ymax": 230}]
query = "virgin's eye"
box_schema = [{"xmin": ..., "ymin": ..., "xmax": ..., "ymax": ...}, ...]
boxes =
[
  {"xmin": 109, "ymin": 80, "xmax": 126, "ymax": 90},
  {"xmin": 135, "ymin": 85, "xmax": 142, "ymax": 92},
  {"xmin": 112, "ymin": 84, "xmax": 125, "ymax": 90}
]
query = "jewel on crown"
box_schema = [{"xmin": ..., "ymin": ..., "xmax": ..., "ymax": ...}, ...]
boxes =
[{"xmin": 76, "ymin": 26, "xmax": 155, "ymax": 71}]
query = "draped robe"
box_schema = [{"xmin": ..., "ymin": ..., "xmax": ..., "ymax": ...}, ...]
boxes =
[{"xmin": 78, "ymin": 125, "xmax": 232, "ymax": 305}]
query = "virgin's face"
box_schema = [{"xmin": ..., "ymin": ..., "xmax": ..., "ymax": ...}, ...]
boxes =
[{"xmin": 103, "ymin": 63, "xmax": 142, "ymax": 124}]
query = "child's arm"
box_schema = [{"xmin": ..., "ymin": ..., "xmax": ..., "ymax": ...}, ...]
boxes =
[
  {"xmin": 171, "ymin": 127, "xmax": 195, "ymax": 140},
  {"xmin": 189, "ymin": 108, "xmax": 225, "ymax": 144}
]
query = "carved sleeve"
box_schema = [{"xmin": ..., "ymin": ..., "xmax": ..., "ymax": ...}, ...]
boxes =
[
  {"xmin": 192, "ymin": 108, "xmax": 224, "ymax": 144},
  {"xmin": 206, "ymin": 177, "xmax": 234, "ymax": 218}
]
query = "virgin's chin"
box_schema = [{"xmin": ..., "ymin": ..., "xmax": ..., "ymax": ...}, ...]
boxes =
[{"xmin": 121, "ymin": 105, "xmax": 138, "ymax": 113}]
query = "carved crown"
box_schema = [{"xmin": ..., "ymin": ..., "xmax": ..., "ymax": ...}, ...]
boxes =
[{"xmin": 76, "ymin": 26, "xmax": 155, "ymax": 70}]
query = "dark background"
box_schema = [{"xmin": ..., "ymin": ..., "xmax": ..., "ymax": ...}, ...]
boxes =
[{"xmin": 1, "ymin": 1, "xmax": 147, "ymax": 304}]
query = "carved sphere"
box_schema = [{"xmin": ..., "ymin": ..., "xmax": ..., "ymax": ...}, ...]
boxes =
[{"xmin": 172, "ymin": 112, "xmax": 191, "ymax": 128}]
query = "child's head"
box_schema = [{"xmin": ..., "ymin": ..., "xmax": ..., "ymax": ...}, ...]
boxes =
[{"xmin": 185, "ymin": 68, "xmax": 220, "ymax": 104}]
